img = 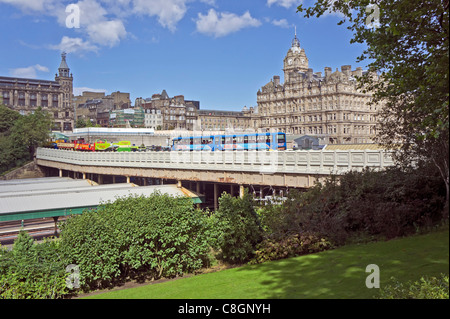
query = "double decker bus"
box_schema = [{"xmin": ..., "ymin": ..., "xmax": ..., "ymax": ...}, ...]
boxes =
[{"xmin": 172, "ymin": 132, "xmax": 286, "ymax": 151}]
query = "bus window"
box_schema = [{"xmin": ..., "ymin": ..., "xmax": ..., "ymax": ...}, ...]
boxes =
[
  {"xmin": 193, "ymin": 138, "xmax": 201, "ymax": 150},
  {"xmin": 221, "ymin": 136, "xmax": 226, "ymax": 151},
  {"xmin": 248, "ymin": 135, "xmax": 256, "ymax": 150},
  {"xmin": 277, "ymin": 133, "xmax": 286, "ymax": 150},
  {"xmin": 257, "ymin": 135, "xmax": 266, "ymax": 150}
]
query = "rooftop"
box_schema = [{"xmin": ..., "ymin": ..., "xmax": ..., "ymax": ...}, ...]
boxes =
[{"xmin": 0, "ymin": 177, "xmax": 203, "ymax": 222}]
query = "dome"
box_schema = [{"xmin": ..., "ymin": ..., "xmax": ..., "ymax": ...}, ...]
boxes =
[
  {"xmin": 290, "ymin": 34, "xmax": 301, "ymax": 53},
  {"xmin": 290, "ymin": 27, "xmax": 301, "ymax": 53}
]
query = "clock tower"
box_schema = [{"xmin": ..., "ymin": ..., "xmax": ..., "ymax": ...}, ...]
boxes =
[{"xmin": 283, "ymin": 28, "xmax": 308, "ymax": 83}]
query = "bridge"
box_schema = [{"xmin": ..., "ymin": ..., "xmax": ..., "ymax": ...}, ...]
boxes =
[{"xmin": 36, "ymin": 147, "xmax": 394, "ymax": 209}]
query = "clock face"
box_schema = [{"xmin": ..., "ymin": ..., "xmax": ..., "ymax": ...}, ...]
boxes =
[
  {"xmin": 288, "ymin": 58, "xmax": 293, "ymax": 65},
  {"xmin": 301, "ymin": 58, "xmax": 305, "ymax": 64}
]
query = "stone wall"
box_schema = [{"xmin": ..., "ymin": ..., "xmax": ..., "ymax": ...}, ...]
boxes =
[{"xmin": 0, "ymin": 160, "xmax": 46, "ymax": 180}]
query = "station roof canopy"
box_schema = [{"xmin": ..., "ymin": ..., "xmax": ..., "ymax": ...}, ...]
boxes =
[{"xmin": 0, "ymin": 177, "xmax": 203, "ymax": 222}]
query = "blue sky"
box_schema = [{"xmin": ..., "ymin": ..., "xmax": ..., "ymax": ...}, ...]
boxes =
[{"xmin": 0, "ymin": 0, "xmax": 368, "ymax": 111}]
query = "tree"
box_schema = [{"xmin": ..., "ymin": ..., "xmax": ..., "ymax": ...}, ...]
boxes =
[
  {"xmin": 10, "ymin": 107, "xmax": 53, "ymax": 160},
  {"xmin": 0, "ymin": 103, "xmax": 19, "ymax": 134},
  {"xmin": 297, "ymin": 0, "xmax": 449, "ymax": 208},
  {"xmin": 75, "ymin": 118, "xmax": 87, "ymax": 128},
  {"xmin": 212, "ymin": 190, "xmax": 263, "ymax": 264}
]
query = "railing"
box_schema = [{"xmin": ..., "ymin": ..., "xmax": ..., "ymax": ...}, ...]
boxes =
[{"xmin": 36, "ymin": 147, "xmax": 394, "ymax": 175}]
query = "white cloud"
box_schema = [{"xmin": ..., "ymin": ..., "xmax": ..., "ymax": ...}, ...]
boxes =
[
  {"xmin": 46, "ymin": 0, "xmax": 127, "ymax": 53},
  {"xmin": 199, "ymin": 0, "xmax": 216, "ymax": 5},
  {"xmin": 34, "ymin": 64, "xmax": 50, "ymax": 72},
  {"xmin": 86, "ymin": 20, "xmax": 127, "ymax": 47},
  {"xmin": 267, "ymin": 0, "xmax": 300, "ymax": 9},
  {"xmin": 49, "ymin": 36, "xmax": 99, "ymax": 54},
  {"xmin": 195, "ymin": 9, "xmax": 261, "ymax": 38},
  {"xmin": 0, "ymin": 0, "xmax": 58, "ymax": 12},
  {"xmin": 3, "ymin": 0, "xmax": 207, "ymax": 53},
  {"xmin": 271, "ymin": 18, "xmax": 290, "ymax": 28},
  {"xmin": 70, "ymin": 0, "xmax": 127, "ymax": 47},
  {"xmin": 73, "ymin": 87, "xmax": 107, "ymax": 96},
  {"xmin": 9, "ymin": 64, "xmax": 50, "ymax": 78},
  {"xmin": 132, "ymin": 0, "xmax": 188, "ymax": 32}
]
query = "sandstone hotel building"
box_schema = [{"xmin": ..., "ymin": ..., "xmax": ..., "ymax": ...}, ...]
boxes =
[{"xmin": 255, "ymin": 32, "xmax": 379, "ymax": 144}]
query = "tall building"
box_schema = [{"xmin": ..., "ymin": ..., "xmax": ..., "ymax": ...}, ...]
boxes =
[
  {"xmin": 54, "ymin": 52, "xmax": 73, "ymax": 110},
  {"xmin": 256, "ymin": 31, "xmax": 379, "ymax": 144},
  {"xmin": 197, "ymin": 108, "xmax": 253, "ymax": 132},
  {"xmin": 139, "ymin": 90, "xmax": 200, "ymax": 130},
  {"xmin": 0, "ymin": 53, "xmax": 74, "ymax": 132},
  {"xmin": 109, "ymin": 107, "xmax": 145, "ymax": 127},
  {"xmin": 74, "ymin": 90, "xmax": 132, "ymax": 126}
]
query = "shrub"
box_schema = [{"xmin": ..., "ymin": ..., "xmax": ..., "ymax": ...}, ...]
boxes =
[
  {"xmin": 59, "ymin": 192, "xmax": 213, "ymax": 290},
  {"xmin": 212, "ymin": 190, "xmax": 263, "ymax": 264},
  {"xmin": 249, "ymin": 233, "xmax": 333, "ymax": 264},
  {"xmin": 379, "ymin": 274, "xmax": 449, "ymax": 299},
  {"xmin": 266, "ymin": 166, "xmax": 447, "ymax": 246},
  {"xmin": 0, "ymin": 231, "xmax": 68, "ymax": 299}
]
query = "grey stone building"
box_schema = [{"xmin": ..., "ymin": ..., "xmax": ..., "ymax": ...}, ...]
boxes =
[
  {"xmin": 139, "ymin": 90, "xmax": 200, "ymax": 130},
  {"xmin": 0, "ymin": 53, "xmax": 74, "ymax": 132},
  {"xmin": 256, "ymin": 32, "xmax": 379, "ymax": 144}
]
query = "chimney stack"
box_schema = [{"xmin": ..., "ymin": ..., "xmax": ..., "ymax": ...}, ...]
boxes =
[
  {"xmin": 273, "ymin": 75, "xmax": 280, "ymax": 86},
  {"xmin": 341, "ymin": 65, "xmax": 351, "ymax": 76},
  {"xmin": 354, "ymin": 67, "xmax": 363, "ymax": 77}
]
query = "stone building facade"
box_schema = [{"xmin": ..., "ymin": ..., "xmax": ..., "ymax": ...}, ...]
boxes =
[
  {"xmin": 197, "ymin": 108, "xmax": 254, "ymax": 132},
  {"xmin": 0, "ymin": 53, "xmax": 74, "ymax": 132},
  {"xmin": 139, "ymin": 90, "xmax": 200, "ymax": 130},
  {"xmin": 144, "ymin": 109, "xmax": 163, "ymax": 129},
  {"xmin": 74, "ymin": 91, "xmax": 132, "ymax": 126},
  {"xmin": 256, "ymin": 33, "xmax": 379, "ymax": 144}
]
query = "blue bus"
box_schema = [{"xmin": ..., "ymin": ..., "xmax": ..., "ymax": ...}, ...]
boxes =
[{"xmin": 172, "ymin": 132, "xmax": 286, "ymax": 151}]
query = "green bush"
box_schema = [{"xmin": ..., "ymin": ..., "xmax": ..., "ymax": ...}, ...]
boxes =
[
  {"xmin": 249, "ymin": 233, "xmax": 333, "ymax": 264},
  {"xmin": 59, "ymin": 192, "xmax": 213, "ymax": 290},
  {"xmin": 379, "ymin": 274, "xmax": 449, "ymax": 299},
  {"xmin": 212, "ymin": 190, "xmax": 263, "ymax": 264},
  {"xmin": 264, "ymin": 166, "xmax": 447, "ymax": 246},
  {"xmin": 0, "ymin": 231, "xmax": 68, "ymax": 299}
]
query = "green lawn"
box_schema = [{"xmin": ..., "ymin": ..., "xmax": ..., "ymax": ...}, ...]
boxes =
[{"xmin": 84, "ymin": 229, "xmax": 449, "ymax": 299}]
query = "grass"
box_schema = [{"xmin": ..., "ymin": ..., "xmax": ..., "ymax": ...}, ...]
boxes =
[{"xmin": 84, "ymin": 229, "xmax": 449, "ymax": 299}]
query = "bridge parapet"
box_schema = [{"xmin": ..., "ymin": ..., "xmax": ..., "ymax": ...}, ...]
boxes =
[{"xmin": 36, "ymin": 148, "xmax": 394, "ymax": 176}]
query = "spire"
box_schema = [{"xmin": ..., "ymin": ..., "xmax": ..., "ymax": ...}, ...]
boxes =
[
  {"xmin": 291, "ymin": 26, "xmax": 301, "ymax": 53},
  {"xmin": 58, "ymin": 52, "xmax": 70, "ymax": 77}
]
